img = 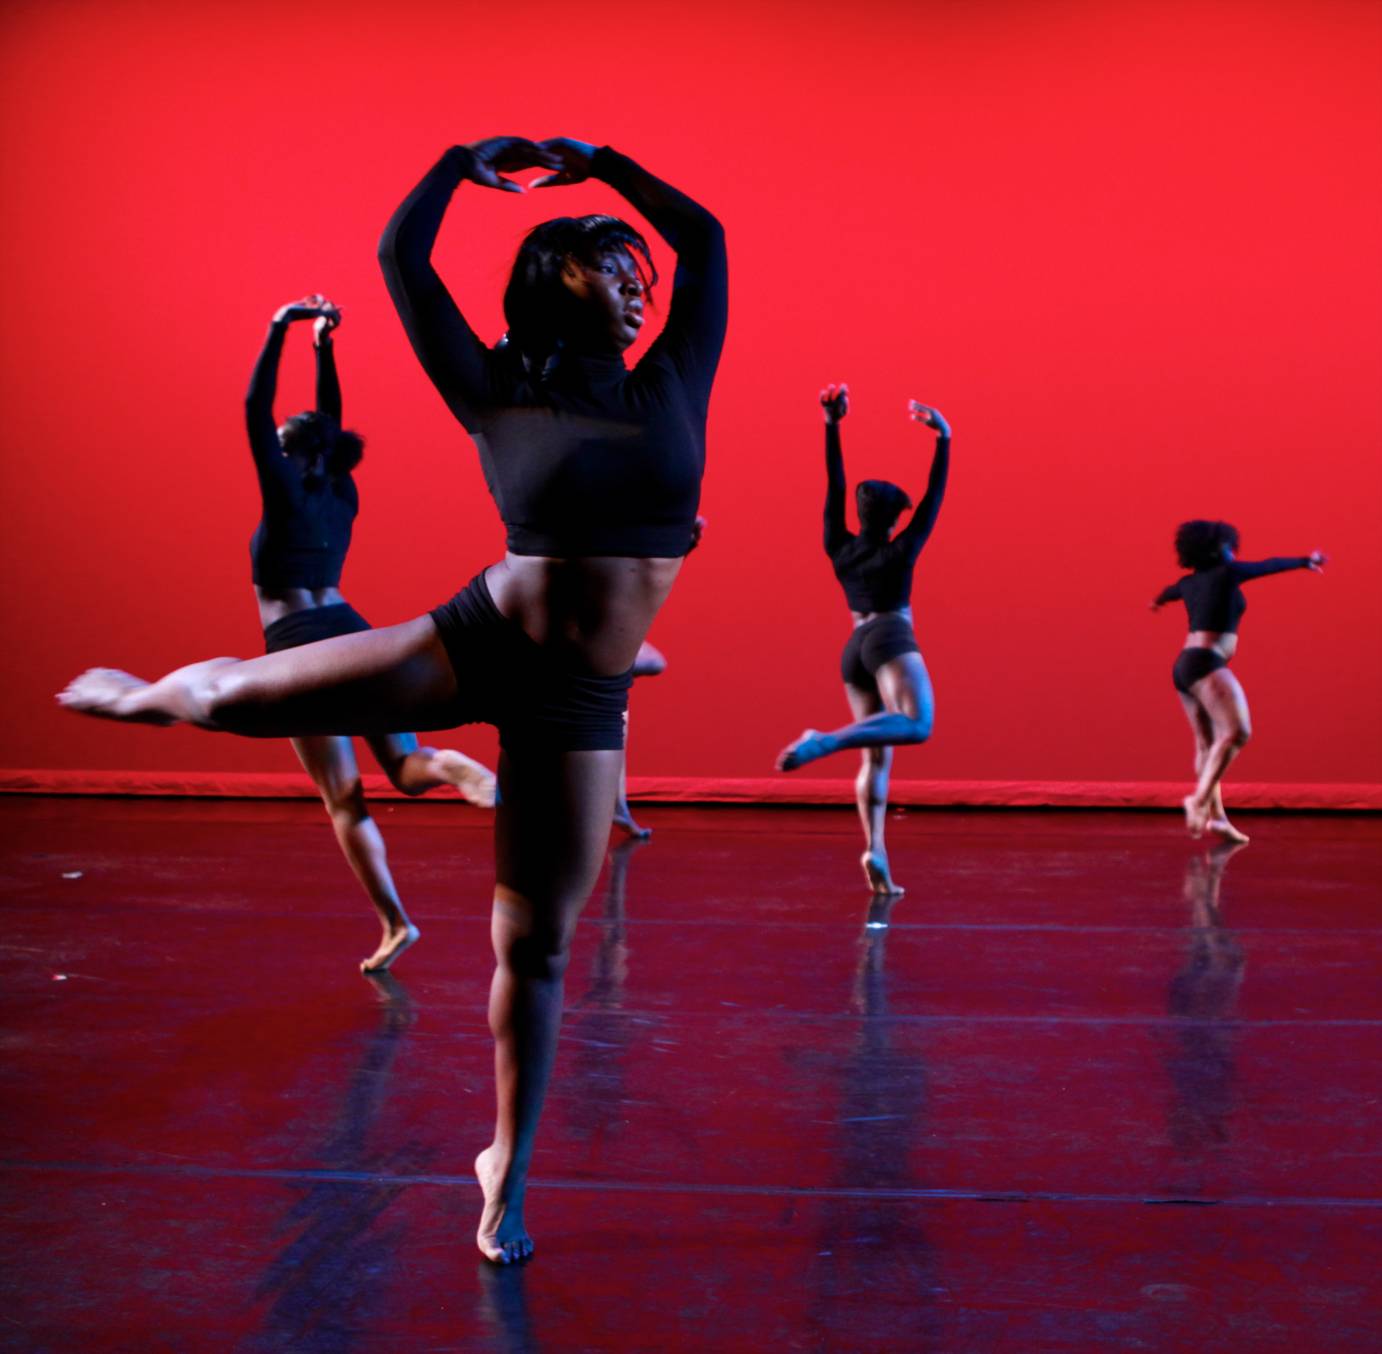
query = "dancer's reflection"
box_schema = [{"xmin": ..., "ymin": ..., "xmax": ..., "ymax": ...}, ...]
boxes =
[
  {"xmin": 1162, "ymin": 844, "xmax": 1247, "ymax": 1191},
  {"xmin": 809, "ymin": 895, "xmax": 940, "ymax": 1347},
  {"xmin": 563, "ymin": 838, "xmax": 647, "ymax": 1148},
  {"xmin": 245, "ymin": 973, "xmax": 432, "ymax": 1352}
]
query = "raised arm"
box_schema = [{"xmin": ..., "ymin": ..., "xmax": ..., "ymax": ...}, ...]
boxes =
[
  {"xmin": 821, "ymin": 383, "xmax": 850, "ymax": 554},
  {"xmin": 893, "ymin": 401, "xmax": 952, "ymax": 558},
  {"xmin": 536, "ymin": 139, "xmax": 728, "ymax": 399},
  {"xmin": 1230, "ymin": 553, "xmax": 1326, "ymax": 582},
  {"xmin": 378, "ymin": 138, "xmax": 560, "ymax": 428},
  {"xmin": 245, "ymin": 297, "xmax": 335, "ymax": 490},
  {"xmin": 313, "ymin": 310, "xmax": 342, "ymax": 422}
]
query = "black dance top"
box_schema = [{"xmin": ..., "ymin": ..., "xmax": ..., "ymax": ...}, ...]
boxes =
[
  {"xmin": 378, "ymin": 145, "xmax": 727, "ymax": 558},
  {"xmin": 1155, "ymin": 558, "xmax": 1312, "ymax": 632},
  {"xmin": 245, "ymin": 326, "xmax": 357, "ymax": 590},
  {"xmin": 823, "ymin": 422, "xmax": 950, "ymax": 613}
]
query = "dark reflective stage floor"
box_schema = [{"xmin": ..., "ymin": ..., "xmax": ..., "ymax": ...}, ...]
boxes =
[{"xmin": 1, "ymin": 799, "xmax": 1379, "ymax": 1352}]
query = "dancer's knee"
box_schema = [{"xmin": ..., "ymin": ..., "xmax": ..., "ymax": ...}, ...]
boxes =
[
  {"xmin": 1224, "ymin": 722, "xmax": 1251, "ymax": 751},
  {"xmin": 500, "ymin": 927, "xmax": 574, "ymax": 983},
  {"xmin": 381, "ymin": 749, "xmax": 429, "ymax": 797},
  {"xmin": 320, "ymin": 774, "xmax": 368, "ymax": 822}
]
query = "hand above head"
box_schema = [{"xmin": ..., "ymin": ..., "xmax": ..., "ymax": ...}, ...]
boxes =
[
  {"xmin": 273, "ymin": 294, "xmax": 339, "ymax": 326},
  {"xmin": 820, "ymin": 383, "xmax": 849, "ymax": 424},
  {"xmin": 909, "ymin": 400, "xmax": 951, "ymax": 439},
  {"xmin": 530, "ymin": 138, "xmax": 599, "ymax": 188},
  {"xmin": 314, "ymin": 307, "xmax": 342, "ymax": 344},
  {"xmin": 462, "ymin": 137, "xmax": 564, "ymax": 193},
  {"xmin": 1307, "ymin": 550, "xmax": 1329, "ymax": 572}
]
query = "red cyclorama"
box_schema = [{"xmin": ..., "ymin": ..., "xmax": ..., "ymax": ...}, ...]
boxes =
[{"xmin": 1, "ymin": 0, "xmax": 1378, "ymax": 800}]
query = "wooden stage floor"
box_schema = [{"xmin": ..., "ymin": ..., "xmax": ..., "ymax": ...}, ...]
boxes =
[{"xmin": 1, "ymin": 798, "xmax": 1378, "ymax": 1351}]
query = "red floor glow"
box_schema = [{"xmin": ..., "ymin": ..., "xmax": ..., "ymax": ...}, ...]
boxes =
[{"xmin": 1, "ymin": 798, "xmax": 1379, "ymax": 1351}]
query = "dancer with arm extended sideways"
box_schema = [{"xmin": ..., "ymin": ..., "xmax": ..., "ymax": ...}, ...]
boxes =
[
  {"xmin": 1151, "ymin": 519, "xmax": 1325, "ymax": 842},
  {"xmin": 244, "ymin": 295, "xmax": 495, "ymax": 973},
  {"xmin": 60, "ymin": 134, "xmax": 727, "ymax": 1265},
  {"xmin": 776, "ymin": 384, "xmax": 950, "ymax": 896}
]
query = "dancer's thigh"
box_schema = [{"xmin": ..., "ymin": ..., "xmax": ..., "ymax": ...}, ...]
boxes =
[
  {"xmin": 220, "ymin": 617, "xmax": 461, "ymax": 737},
  {"xmin": 1192, "ymin": 668, "xmax": 1250, "ymax": 740},
  {"xmin": 291, "ymin": 734, "xmax": 363, "ymax": 803},
  {"xmin": 876, "ymin": 651, "xmax": 934, "ymax": 724},
  {"xmin": 493, "ymin": 747, "xmax": 623, "ymax": 933}
]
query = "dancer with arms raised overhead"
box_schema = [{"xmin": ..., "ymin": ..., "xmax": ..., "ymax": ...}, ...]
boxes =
[
  {"xmin": 777, "ymin": 384, "xmax": 951, "ymax": 896},
  {"xmin": 60, "ymin": 135, "xmax": 727, "ymax": 1264},
  {"xmin": 245, "ymin": 295, "xmax": 495, "ymax": 974}
]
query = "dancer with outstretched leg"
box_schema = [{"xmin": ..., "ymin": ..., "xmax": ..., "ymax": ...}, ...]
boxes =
[
  {"xmin": 777, "ymin": 385, "xmax": 951, "ymax": 895},
  {"xmin": 244, "ymin": 295, "xmax": 494, "ymax": 973},
  {"xmin": 61, "ymin": 135, "xmax": 727, "ymax": 1264}
]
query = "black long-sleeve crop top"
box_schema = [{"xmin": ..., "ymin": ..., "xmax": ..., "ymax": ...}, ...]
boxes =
[
  {"xmin": 245, "ymin": 325, "xmax": 358, "ymax": 590},
  {"xmin": 378, "ymin": 145, "xmax": 727, "ymax": 558},
  {"xmin": 823, "ymin": 422, "xmax": 950, "ymax": 613},
  {"xmin": 1155, "ymin": 558, "xmax": 1313, "ymax": 633}
]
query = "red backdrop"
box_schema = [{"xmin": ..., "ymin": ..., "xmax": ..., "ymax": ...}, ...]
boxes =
[{"xmin": 2, "ymin": 0, "xmax": 1379, "ymax": 795}]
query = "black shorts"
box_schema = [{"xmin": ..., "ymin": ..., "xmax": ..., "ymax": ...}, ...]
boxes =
[
  {"xmin": 263, "ymin": 602, "xmax": 372, "ymax": 654},
  {"xmin": 840, "ymin": 614, "xmax": 921, "ymax": 690},
  {"xmin": 1172, "ymin": 647, "xmax": 1229, "ymax": 694},
  {"xmin": 429, "ymin": 572, "xmax": 633, "ymax": 753}
]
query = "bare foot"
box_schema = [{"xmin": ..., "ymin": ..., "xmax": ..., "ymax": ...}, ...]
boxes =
[
  {"xmin": 776, "ymin": 729, "xmax": 835, "ymax": 772},
  {"xmin": 1207, "ymin": 817, "xmax": 1250, "ymax": 845},
  {"xmin": 432, "ymin": 750, "xmax": 497, "ymax": 808},
  {"xmin": 1182, "ymin": 794, "xmax": 1208, "ymax": 839},
  {"xmin": 360, "ymin": 922, "xmax": 420, "ymax": 974},
  {"xmin": 475, "ymin": 1145, "xmax": 533, "ymax": 1265},
  {"xmin": 613, "ymin": 804, "xmax": 652, "ymax": 839},
  {"xmin": 56, "ymin": 669, "xmax": 172, "ymax": 724},
  {"xmin": 861, "ymin": 850, "xmax": 905, "ymax": 897}
]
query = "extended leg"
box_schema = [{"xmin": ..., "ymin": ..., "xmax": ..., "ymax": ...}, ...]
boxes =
[
  {"xmin": 475, "ymin": 744, "xmax": 623, "ymax": 1264},
  {"xmin": 778, "ymin": 652, "xmax": 935, "ymax": 772},
  {"xmin": 292, "ymin": 735, "xmax": 420, "ymax": 973},
  {"xmin": 59, "ymin": 617, "xmax": 462, "ymax": 737}
]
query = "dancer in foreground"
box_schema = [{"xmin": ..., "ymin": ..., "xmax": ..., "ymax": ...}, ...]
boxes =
[
  {"xmin": 1151, "ymin": 520, "xmax": 1325, "ymax": 841},
  {"xmin": 60, "ymin": 135, "xmax": 727, "ymax": 1264},
  {"xmin": 777, "ymin": 385, "xmax": 951, "ymax": 895},
  {"xmin": 245, "ymin": 295, "xmax": 495, "ymax": 974}
]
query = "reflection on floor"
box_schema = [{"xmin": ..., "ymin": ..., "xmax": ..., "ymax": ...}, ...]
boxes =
[{"xmin": 1, "ymin": 799, "xmax": 1378, "ymax": 1352}]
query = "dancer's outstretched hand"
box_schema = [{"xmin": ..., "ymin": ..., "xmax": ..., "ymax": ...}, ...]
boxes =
[
  {"xmin": 909, "ymin": 400, "xmax": 950, "ymax": 439},
  {"xmin": 273, "ymin": 295, "xmax": 338, "ymax": 326},
  {"xmin": 462, "ymin": 137, "xmax": 563, "ymax": 193},
  {"xmin": 820, "ymin": 383, "xmax": 849, "ymax": 424},
  {"xmin": 1306, "ymin": 550, "xmax": 1329, "ymax": 572},
  {"xmin": 531, "ymin": 138, "xmax": 599, "ymax": 187}
]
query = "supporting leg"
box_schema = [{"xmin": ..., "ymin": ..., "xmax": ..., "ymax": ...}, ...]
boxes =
[
  {"xmin": 1182, "ymin": 670, "xmax": 1252, "ymax": 838},
  {"xmin": 475, "ymin": 745, "xmax": 624, "ymax": 1265},
  {"xmin": 293, "ymin": 735, "xmax": 420, "ymax": 973}
]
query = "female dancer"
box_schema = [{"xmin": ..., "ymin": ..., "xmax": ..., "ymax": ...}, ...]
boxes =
[
  {"xmin": 245, "ymin": 295, "xmax": 495, "ymax": 975},
  {"xmin": 60, "ymin": 134, "xmax": 727, "ymax": 1265},
  {"xmin": 777, "ymin": 384, "xmax": 951, "ymax": 896},
  {"xmin": 1151, "ymin": 520, "xmax": 1325, "ymax": 841}
]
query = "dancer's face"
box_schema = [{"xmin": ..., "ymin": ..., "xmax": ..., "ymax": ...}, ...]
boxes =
[{"xmin": 561, "ymin": 250, "xmax": 645, "ymax": 352}]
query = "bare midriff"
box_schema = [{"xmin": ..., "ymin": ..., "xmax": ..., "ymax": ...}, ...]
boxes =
[
  {"xmin": 255, "ymin": 585, "xmax": 347, "ymax": 629},
  {"xmin": 850, "ymin": 605, "xmax": 914, "ymax": 628},
  {"xmin": 487, "ymin": 553, "xmax": 685, "ymax": 676},
  {"xmin": 1185, "ymin": 630, "xmax": 1237, "ymax": 660}
]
